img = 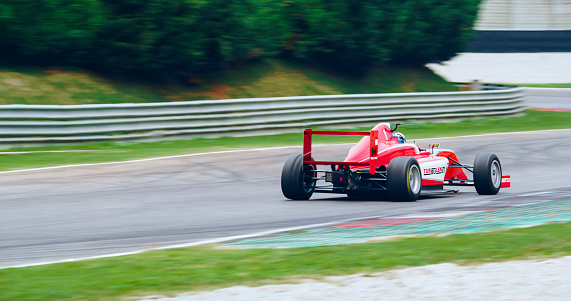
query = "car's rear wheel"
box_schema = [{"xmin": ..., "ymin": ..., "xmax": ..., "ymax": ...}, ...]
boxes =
[
  {"xmin": 474, "ymin": 154, "xmax": 502, "ymax": 195},
  {"xmin": 281, "ymin": 154, "xmax": 316, "ymax": 200},
  {"xmin": 387, "ymin": 157, "xmax": 422, "ymax": 202}
]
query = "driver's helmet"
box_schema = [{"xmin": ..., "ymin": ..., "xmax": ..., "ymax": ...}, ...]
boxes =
[{"xmin": 393, "ymin": 131, "xmax": 406, "ymax": 143}]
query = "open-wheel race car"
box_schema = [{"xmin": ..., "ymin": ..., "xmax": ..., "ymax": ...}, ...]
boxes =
[{"xmin": 281, "ymin": 123, "xmax": 510, "ymax": 201}]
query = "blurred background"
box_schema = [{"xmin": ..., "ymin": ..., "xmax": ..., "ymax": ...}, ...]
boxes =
[
  {"xmin": 1, "ymin": 0, "xmax": 569, "ymax": 107},
  {"xmin": 0, "ymin": 0, "xmax": 483, "ymax": 105}
]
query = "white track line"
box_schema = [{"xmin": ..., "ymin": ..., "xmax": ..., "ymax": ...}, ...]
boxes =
[
  {"xmin": 0, "ymin": 214, "xmax": 390, "ymax": 269},
  {"xmin": 0, "ymin": 146, "xmax": 301, "ymax": 175},
  {"xmin": 1, "ymin": 128, "xmax": 570, "ymax": 175},
  {"xmin": 0, "ymin": 150, "xmax": 98, "ymax": 154},
  {"xmin": 518, "ymin": 191, "xmax": 554, "ymax": 197}
]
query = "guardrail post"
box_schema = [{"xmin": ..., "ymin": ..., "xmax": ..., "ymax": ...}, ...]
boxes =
[{"xmin": 470, "ymin": 80, "xmax": 482, "ymax": 91}]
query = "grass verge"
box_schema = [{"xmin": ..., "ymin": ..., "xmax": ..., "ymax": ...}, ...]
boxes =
[
  {"xmin": 1, "ymin": 222, "xmax": 569, "ymax": 301},
  {"xmin": 0, "ymin": 59, "xmax": 455, "ymax": 105},
  {"xmin": 1, "ymin": 109, "xmax": 570, "ymax": 172},
  {"xmin": 520, "ymin": 83, "xmax": 571, "ymax": 88}
]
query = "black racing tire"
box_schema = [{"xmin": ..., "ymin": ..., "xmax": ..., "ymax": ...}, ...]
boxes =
[
  {"xmin": 473, "ymin": 154, "xmax": 502, "ymax": 195},
  {"xmin": 281, "ymin": 154, "xmax": 315, "ymax": 200},
  {"xmin": 387, "ymin": 157, "xmax": 422, "ymax": 202}
]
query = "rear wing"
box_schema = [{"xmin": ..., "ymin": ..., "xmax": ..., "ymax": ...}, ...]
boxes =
[{"xmin": 303, "ymin": 129, "xmax": 380, "ymax": 175}]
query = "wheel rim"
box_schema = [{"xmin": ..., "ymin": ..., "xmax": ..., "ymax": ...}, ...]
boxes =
[
  {"xmin": 409, "ymin": 165, "xmax": 421, "ymax": 194},
  {"xmin": 491, "ymin": 160, "xmax": 501, "ymax": 188}
]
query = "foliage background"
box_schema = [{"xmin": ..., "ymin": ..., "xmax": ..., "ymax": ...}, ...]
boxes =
[{"xmin": 0, "ymin": 0, "xmax": 481, "ymax": 76}]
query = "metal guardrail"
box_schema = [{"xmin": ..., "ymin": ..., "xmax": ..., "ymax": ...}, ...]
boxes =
[{"xmin": 0, "ymin": 85, "xmax": 525, "ymax": 144}]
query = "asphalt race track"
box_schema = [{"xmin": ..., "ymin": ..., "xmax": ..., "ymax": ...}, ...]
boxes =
[
  {"xmin": 1, "ymin": 130, "xmax": 571, "ymax": 267},
  {"xmin": 525, "ymin": 88, "xmax": 571, "ymax": 111}
]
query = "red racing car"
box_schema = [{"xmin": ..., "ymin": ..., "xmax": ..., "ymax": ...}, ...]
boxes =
[{"xmin": 281, "ymin": 123, "xmax": 510, "ymax": 201}]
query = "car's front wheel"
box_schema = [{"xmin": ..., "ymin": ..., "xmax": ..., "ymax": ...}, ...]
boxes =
[
  {"xmin": 387, "ymin": 157, "xmax": 422, "ymax": 202},
  {"xmin": 473, "ymin": 154, "xmax": 502, "ymax": 195},
  {"xmin": 281, "ymin": 154, "xmax": 316, "ymax": 200}
]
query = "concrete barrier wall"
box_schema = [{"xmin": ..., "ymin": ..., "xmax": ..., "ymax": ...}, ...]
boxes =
[
  {"xmin": 468, "ymin": 29, "xmax": 571, "ymax": 52},
  {"xmin": 470, "ymin": 0, "xmax": 571, "ymax": 52},
  {"xmin": 476, "ymin": 0, "xmax": 571, "ymax": 30}
]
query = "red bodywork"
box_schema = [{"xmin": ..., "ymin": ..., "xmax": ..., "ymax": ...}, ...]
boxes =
[{"xmin": 303, "ymin": 123, "xmax": 471, "ymax": 186}]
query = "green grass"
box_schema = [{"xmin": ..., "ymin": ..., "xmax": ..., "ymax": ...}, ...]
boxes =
[
  {"xmin": 0, "ymin": 59, "xmax": 456, "ymax": 105},
  {"xmin": 1, "ymin": 109, "xmax": 570, "ymax": 172},
  {"xmin": 520, "ymin": 83, "xmax": 571, "ymax": 88},
  {"xmin": 1, "ymin": 222, "xmax": 569, "ymax": 301},
  {"xmin": 0, "ymin": 69, "xmax": 167, "ymax": 105}
]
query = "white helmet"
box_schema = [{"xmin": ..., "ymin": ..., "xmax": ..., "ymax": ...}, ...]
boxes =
[{"xmin": 393, "ymin": 131, "xmax": 406, "ymax": 143}]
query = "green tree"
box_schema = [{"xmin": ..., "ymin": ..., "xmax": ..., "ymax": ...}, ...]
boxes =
[
  {"xmin": 0, "ymin": 0, "xmax": 103, "ymax": 65},
  {"xmin": 285, "ymin": 0, "xmax": 481, "ymax": 70},
  {"xmin": 0, "ymin": 0, "xmax": 481, "ymax": 75},
  {"xmin": 91, "ymin": 0, "xmax": 287, "ymax": 75}
]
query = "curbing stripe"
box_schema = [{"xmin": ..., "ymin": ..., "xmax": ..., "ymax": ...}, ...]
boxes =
[
  {"xmin": 1, "ymin": 196, "xmax": 562, "ymax": 269},
  {"xmin": 0, "ymin": 214, "xmax": 389, "ymax": 269}
]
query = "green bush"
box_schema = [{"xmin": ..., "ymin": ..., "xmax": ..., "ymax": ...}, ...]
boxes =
[
  {"xmin": 91, "ymin": 0, "xmax": 285, "ymax": 74},
  {"xmin": 0, "ymin": 0, "xmax": 103, "ymax": 65},
  {"xmin": 0, "ymin": 0, "xmax": 481, "ymax": 75},
  {"xmin": 288, "ymin": 0, "xmax": 481, "ymax": 70}
]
